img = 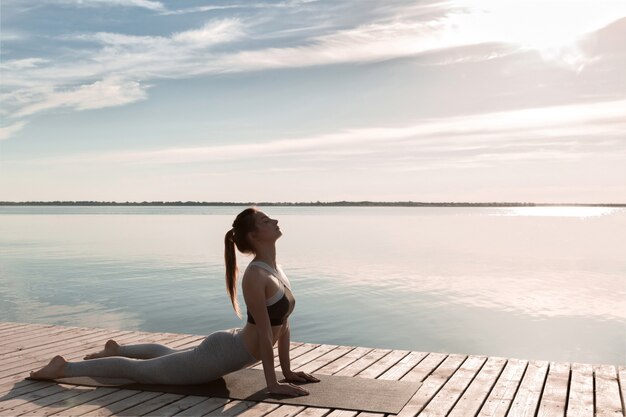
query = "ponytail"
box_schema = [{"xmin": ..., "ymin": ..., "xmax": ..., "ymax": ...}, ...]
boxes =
[
  {"xmin": 224, "ymin": 207, "xmax": 258, "ymax": 319},
  {"xmin": 224, "ymin": 228, "xmax": 241, "ymax": 318}
]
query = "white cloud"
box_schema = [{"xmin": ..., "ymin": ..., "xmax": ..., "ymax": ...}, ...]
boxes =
[
  {"xmin": 2, "ymin": 19, "xmax": 245, "ymax": 118},
  {"xmin": 3, "ymin": 1, "xmax": 625, "ymax": 130},
  {"xmin": 160, "ymin": 4, "xmax": 254, "ymax": 16},
  {"xmin": 0, "ymin": 121, "xmax": 26, "ymax": 140},
  {"xmin": 0, "ymin": 58, "xmax": 50, "ymax": 71},
  {"xmin": 49, "ymin": 0, "xmax": 165, "ymax": 11},
  {"xmin": 171, "ymin": 19, "xmax": 245, "ymax": 46},
  {"xmin": 33, "ymin": 99, "xmax": 625, "ymax": 165},
  {"xmin": 15, "ymin": 78, "xmax": 149, "ymax": 117}
]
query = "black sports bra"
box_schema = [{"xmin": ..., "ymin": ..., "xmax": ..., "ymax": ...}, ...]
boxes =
[{"xmin": 246, "ymin": 261, "xmax": 296, "ymax": 326}]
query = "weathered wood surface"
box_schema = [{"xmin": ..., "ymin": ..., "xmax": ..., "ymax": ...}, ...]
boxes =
[{"xmin": 0, "ymin": 322, "xmax": 623, "ymax": 416}]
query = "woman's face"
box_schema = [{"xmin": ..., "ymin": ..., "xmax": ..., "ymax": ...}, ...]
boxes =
[{"xmin": 251, "ymin": 211, "xmax": 282, "ymax": 244}]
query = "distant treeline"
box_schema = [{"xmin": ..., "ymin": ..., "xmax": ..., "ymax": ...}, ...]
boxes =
[{"xmin": 1, "ymin": 201, "xmax": 624, "ymax": 207}]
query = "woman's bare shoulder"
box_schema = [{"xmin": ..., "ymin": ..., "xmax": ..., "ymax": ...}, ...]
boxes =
[{"xmin": 242, "ymin": 264, "xmax": 271, "ymax": 289}]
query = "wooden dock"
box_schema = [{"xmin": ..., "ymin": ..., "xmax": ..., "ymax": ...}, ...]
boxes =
[{"xmin": 0, "ymin": 321, "xmax": 624, "ymax": 416}]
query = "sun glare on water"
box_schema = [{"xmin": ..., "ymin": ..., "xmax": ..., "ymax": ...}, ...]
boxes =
[{"xmin": 497, "ymin": 206, "xmax": 620, "ymax": 218}]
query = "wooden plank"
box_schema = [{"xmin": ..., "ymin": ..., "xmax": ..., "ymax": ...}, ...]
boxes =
[
  {"xmin": 378, "ymin": 351, "xmax": 429, "ymax": 381},
  {"xmin": 0, "ymin": 322, "xmax": 25, "ymax": 331},
  {"xmin": 46, "ymin": 390, "xmax": 143, "ymax": 416},
  {"xmin": 222, "ymin": 400, "xmax": 281, "ymax": 417},
  {"xmin": 6, "ymin": 386, "xmax": 100, "ymax": 416},
  {"xmin": 537, "ymin": 361, "xmax": 571, "ymax": 417},
  {"xmin": 618, "ymin": 367, "xmax": 626, "ymax": 416},
  {"xmin": 356, "ymin": 350, "xmax": 411, "ymax": 379},
  {"xmin": 314, "ymin": 346, "xmax": 373, "ymax": 375},
  {"xmin": 169, "ymin": 397, "xmax": 230, "ymax": 416},
  {"xmin": 395, "ymin": 353, "xmax": 465, "ymax": 417},
  {"xmin": 288, "ymin": 407, "xmax": 329, "ymax": 417},
  {"xmin": 11, "ymin": 328, "xmax": 173, "ymax": 368},
  {"xmin": 171, "ymin": 398, "xmax": 253, "ymax": 417},
  {"xmin": 418, "ymin": 355, "xmax": 487, "ymax": 417},
  {"xmin": 333, "ymin": 348, "xmax": 391, "ymax": 377},
  {"xmin": 0, "ymin": 330, "xmax": 146, "ymax": 379},
  {"xmin": 0, "ymin": 324, "xmax": 43, "ymax": 339},
  {"xmin": 400, "ymin": 352, "xmax": 447, "ymax": 383},
  {"xmin": 0, "ymin": 384, "xmax": 69, "ymax": 413},
  {"xmin": 80, "ymin": 391, "xmax": 163, "ymax": 417},
  {"xmin": 594, "ymin": 364, "xmax": 623, "ymax": 417},
  {"xmin": 0, "ymin": 380, "xmax": 52, "ymax": 400},
  {"xmin": 566, "ymin": 363, "xmax": 593, "ymax": 417},
  {"xmin": 277, "ymin": 344, "xmax": 339, "ymax": 371},
  {"xmin": 250, "ymin": 343, "xmax": 320, "ymax": 371},
  {"xmin": 448, "ymin": 356, "xmax": 507, "ymax": 417},
  {"xmin": 113, "ymin": 393, "xmax": 185, "ymax": 416},
  {"xmin": 0, "ymin": 327, "xmax": 135, "ymax": 361},
  {"xmin": 296, "ymin": 345, "xmax": 356, "ymax": 374},
  {"xmin": 1, "ymin": 324, "xmax": 105, "ymax": 346},
  {"xmin": 477, "ymin": 358, "xmax": 528, "ymax": 417},
  {"xmin": 507, "ymin": 360, "xmax": 550, "ymax": 417},
  {"xmin": 0, "ymin": 328, "xmax": 126, "ymax": 365},
  {"xmin": 325, "ymin": 409, "xmax": 358, "ymax": 417},
  {"xmin": 263, "ymin": 404, "xmax": 306, "ymax": 417},
  {"xmin": 19, "ymin": 387, "xmax": 119, "ymax": 416},
  {"xmin": 0, "ymin": 322, "xmax": 50, "ymax": 334},
  {"xmin": 136, "ymin": 395, "xmax": 225, "ymax": 417},
  {"xmin": 0, "ymin": 326, "xmax": 81, "ymax": 349}
]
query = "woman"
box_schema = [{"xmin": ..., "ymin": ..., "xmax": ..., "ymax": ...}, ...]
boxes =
[{"xmin": 30, "ymin": 207, "xmax": 319, "ymax": 397}]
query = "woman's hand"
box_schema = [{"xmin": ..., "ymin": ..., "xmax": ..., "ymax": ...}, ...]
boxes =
[
  {"xmin": 268, "ymin": 381, "xmax": 310, "ymax": 397},
  {"xmin": 283, "ymin": 370, "xmax": 320, "ymax": 383}
]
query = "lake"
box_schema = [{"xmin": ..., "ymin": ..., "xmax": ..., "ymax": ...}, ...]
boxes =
[{"xmin": 0, "ymin": 205, "xmax": 624, "ymax": 365}]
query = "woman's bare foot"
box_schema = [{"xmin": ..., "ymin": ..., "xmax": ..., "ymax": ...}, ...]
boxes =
[
  {"xmin": 30, "ymin": 355, "xmax": 67, "ymax": 380},
  {"xmin": 84, "ymin": 339, "xmax": 120, "ymax": 360}
]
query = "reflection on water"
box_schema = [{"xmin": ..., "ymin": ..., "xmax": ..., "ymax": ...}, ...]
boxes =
[
  {"xmin": 0, "ymin": 206, "xmax": 624, "ymax": 365},
  {"xmin": 496, "ymin": 206, "xmax": 620, "ymax": 218}
]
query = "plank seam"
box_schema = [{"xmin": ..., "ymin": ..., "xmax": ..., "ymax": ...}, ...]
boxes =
[
  {"xmin": 503, "ymin": 359, "xmax": 530, "ymax": 417},
  {"xmin": 533, "ymin": 362, "xmax": 551, "ymax": 417},
  {"xmin": 563, "ymin": 366, "xmax": 572, "ymax": 417},
  {"xmin": 420, "ymin": 354, "xmax": 468, "ymax": 414},
  {"xmin": 456, "ymin": 356, "xmax": 489, "ymax": 417},
  {"xmin": 417, "ymin": 353, "xmax": 449, "ymax": 383},
  {"xmin": 397, "ymin": 351, "xmax": 430, "ymax": 382},
  {"xmin": 472, "ymin": 358, "xmax": 509, "ymax": 417},
  {"xmin": 593, "ymin": 368, "xmax": 597, "ymax": 417},
  {"xmin": 617, "ymin": 369, "xmax": 625, "ymax": 415}
]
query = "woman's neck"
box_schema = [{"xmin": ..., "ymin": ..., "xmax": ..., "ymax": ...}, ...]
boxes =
[{"xmin": 253, "ymin": 245, "xmax": 277, "ymax": 269}]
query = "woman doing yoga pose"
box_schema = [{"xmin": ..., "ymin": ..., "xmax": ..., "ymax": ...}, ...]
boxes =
[{"xmin": 30, "ymin": 207, "xmax": 319, "ymax": 397}]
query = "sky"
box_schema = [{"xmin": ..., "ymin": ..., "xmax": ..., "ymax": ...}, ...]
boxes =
[{"xmin": 1, "ymin": 0, "xmax": 625, "ymax": 203}]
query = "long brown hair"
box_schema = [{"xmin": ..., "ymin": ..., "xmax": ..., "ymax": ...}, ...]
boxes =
[{"xmin": 224, "ymin": 207, "xmax": 259, "ymax": 318}]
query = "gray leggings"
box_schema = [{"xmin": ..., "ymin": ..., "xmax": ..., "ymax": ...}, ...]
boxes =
[{"xmin": 64, "ymin": 328, "xmax": 258, "ymax": 385}]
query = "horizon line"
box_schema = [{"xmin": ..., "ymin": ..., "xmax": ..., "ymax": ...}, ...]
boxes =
[{"xmin": 1, "ymin": 201, "xmax": 624, "ymax": 207}]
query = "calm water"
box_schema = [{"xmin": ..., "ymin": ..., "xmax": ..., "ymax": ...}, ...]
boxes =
[{"xmin": 0, "ymin": 206, "xmax": 624, "ymax": 365}]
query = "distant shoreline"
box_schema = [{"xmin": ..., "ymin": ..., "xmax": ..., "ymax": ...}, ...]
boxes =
[{"xmin": 1, "ymin": 201, "xmax": 624, "ymax": 207}]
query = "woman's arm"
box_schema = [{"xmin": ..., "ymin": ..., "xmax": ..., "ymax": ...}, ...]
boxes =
[
  {"xmin": 278, "ymin": 321, "xmax": 291, "ymax": 375},
  {"xmin": 278, "ymin": 320, "xmax": 321, "ymax": 384},
  {"xmin": 242, "ymin": 271, "xmax": 279, "ymax": 387}
]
